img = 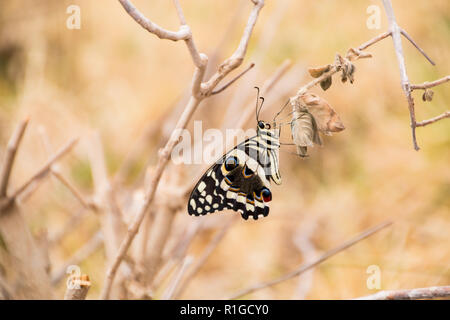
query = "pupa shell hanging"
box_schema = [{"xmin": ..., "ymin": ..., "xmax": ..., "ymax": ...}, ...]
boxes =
[{"xmin": 290, "ymin": 92, "xmax": 345, "ymax": 157}]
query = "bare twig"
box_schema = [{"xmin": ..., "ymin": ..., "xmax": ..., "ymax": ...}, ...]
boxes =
[
  {"xmin": 291, "ymin": 221, "xmax": 318, "ymax": 299},
  {"xmin": 411, "ymin": 75, "xmax": 450, "ymax": 90},
  {"xmin": 416, "ymin": 111, "xmax": 450, "ymax": 127},
  {"xmin": 359, "ymin": 31, "xmax": 391, "ymax": 51},
  {"xmin": 141, "ymin": 205, "xmax": 179, "ymax": 287},
  {"xmin": 211, "ymin": 63, "xmax": 255, "ymax": 95},
  {"xmin": 119, "ymin": 0, "xmax": 207, "ymax": 96},
  {"xmin": 38, "ymin": 127, "xmax": 94, "ymax": 210},
  {"xmin": 51, "ymin": 232, "xmax": 103, "ymax": 285},
  {"xmin": 7, "ymin": 138, "xmax": 78, "ymax": 201},
  {"xmin": 292, "ymin": 31, "xmax": 391, "ymax": 101},
  {"xmin": 400, "ymin": 28, "xmax": 435, "ymax": 66},
  {"xmin": 0, "ymin": 119, "xmax": 29, "ymax": 197},
  {"xmin": 88, "ymin": 133, "xmax": 126, "ymax": 262},
  {"xmin": 64, "ymin": 275, "xmax": 91, "ymax": 300},
  {"xmin": 201, "ymin": 0, "xmax": 265, "ymax": 96},
  {"xmin": 173, "ymin": 216, "xmax": 238, "ymax": 299},
  {"xmin": 51, "ymin": 170, "xmax": 94, "ymax": 210},
  {"xmin": 101, "ymin": 0, "xmax": 264, "ymax": 299},
  {"xmin": 162, "ymin": 256, "xmax": 194, "ymax": 300},
  {"xmin": 381, "ymin": 0, "xmax": 436, "ymax": 151},
  {"xmin": 228, "ymin": 221, "xmax": 393, "ymax": 299},
  {"xmin": 118, "ymin": 0, "xmax": 190, "ymax": 41},
  {"xmin": 355, "ymin": 285, "xmax": 450, "ymax": 300},
  {"xmin": 48, "ymin": 208, "xmax": 88, "ymax": 246},
  {"xmin": 152, "ymin": 220, "xmax": 203, "ymax": 291},
  {"xmin": 382, "ymin": 0, "xmax": 417, "ymax": 150}
]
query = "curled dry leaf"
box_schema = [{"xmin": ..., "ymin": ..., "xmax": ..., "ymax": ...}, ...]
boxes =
[
  {"xmin": 308, "ymin": 64, "xmax": 331, "ymax": 78},
  {"xmin": 320, "ymin": 76, "xmax": 333, "ymax": 91},
  {"xmin": 335, "ymin": 53, "xmax": 356, "ymax": 84},
  {"xmin": 422, "ymin": 89, "xmax": 434, "ymax": 102},
  {"xmin": 308, "ymin": 64, "xmax": 333, "ymax": 91},
  {"xmin": 290, "ymin": 92, "xmax": 344, "ymax": 157},
  {"xmin": 300, "ymin": 92, "xmax": 345, "ymax": 135}
]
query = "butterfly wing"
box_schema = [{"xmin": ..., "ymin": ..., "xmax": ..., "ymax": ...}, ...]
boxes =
[{"xmin": 188, "ymin": 137, "xmax": 272, "ymax": 220}]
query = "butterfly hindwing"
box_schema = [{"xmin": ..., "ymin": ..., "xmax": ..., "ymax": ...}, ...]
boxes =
[
  {"xmin": 188, "ymin": 137, "xmax": 272, "ymax": 220},
  {"xmin": 188, "ymin": 157, "xmax": 227, "ymax": 216}
]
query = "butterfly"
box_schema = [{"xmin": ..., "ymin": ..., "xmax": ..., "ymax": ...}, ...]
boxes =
[{"xmin": 188, "ymin": 88, "xmax": 281, "ymax": 220}]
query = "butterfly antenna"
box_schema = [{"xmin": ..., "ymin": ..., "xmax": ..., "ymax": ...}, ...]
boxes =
[
  {"xmin": 254, "ymin": 86, "xmax": 260, "ymax": 121},
  {"xmin": 257, "ymin": 97, "xmax": 265, "ymax": 121},
  {"xmin": 273, "ymin": 98, "xmax": 290, "ymax": 124}
]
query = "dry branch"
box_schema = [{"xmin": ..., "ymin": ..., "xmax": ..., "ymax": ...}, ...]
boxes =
[
  {"xmin": 411, "ymin": 75, "xmax": 450, "ymax": 90},
  {"xmin": 211, "ymin": 63, "xmax": 255, "ymax": 95},
  {"xmin": 0, "ymin": 119, "xmax": 29, "ymax": 198},
  {"xmin": 172, "ymin": 216, "xmax": 238, "ymax": 299},
  {"xmin": 64, "ymin": 275, "xmax": 91, "ymax": 300},
  {"xmin": 48, "ymin": 208, "xmax": 88, "ymax": 246},
  {"xmin": 141, "ymin": 205, "xmax": 178, "ymax": 287},
  {"xmin": 228, "ymin": 221, "xmax": 392, "ymax": 299},
  {"xmin": 51, "ymin": 232, "xmax": 103, "ymax": 285},
  {"xmin": 200, "ymin": 0, "xmax": 265, "ymax": 96},
  {"xmin": 0, "ymin": 202, "xmax": 53, "ymax": 299},
  {"xmin": 101, "ymin": 0, "xmax": 265, "ymax": 299},
  {"xmin": 382, "ymin": 0, "xmax": 421, "ymax": 150},
  {"xmin": 355, "ymin": 285, "xmax": 450, "ymax": 300},
  {"xmin": 151, "ymin": 220, "xmax": 203, "ymax": 291},
  {"xmin": 290, "ymin": 31, "xmax": 390, "ymax": 103},
  {"xmin": 289, "ymin": 0, "xmax": 447, "ymax": 151},
  {"xmin": 162, "ymin": 256, "xmax": 194, "ymax": 300},
  {"xmin": 118, "ymin": 0, "xmax": 190, "ymax": 41},
  {"xmin": 399, "ymin": 28, "xmax": 435, "ymax": 66},
  {"xmin": 38, "ymin": 127, "xmax": 94, "ymax": 211},
  {"xmin": 416, "ymin": 111, "xmax": 450, "ymax": 127},
  {"xmin": 9, "ymin": 138, "xmax": 78, "ymax": 200}
]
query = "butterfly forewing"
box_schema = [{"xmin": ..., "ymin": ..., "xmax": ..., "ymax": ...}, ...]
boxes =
[{"xmin": 188, "ymin": 125, "xmax": 281, "ymax": 220}]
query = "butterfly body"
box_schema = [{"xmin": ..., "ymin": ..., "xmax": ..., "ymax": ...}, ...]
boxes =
[{"xmin": 188, "ymin": 121, "xmax": 281, "ymax": 220}]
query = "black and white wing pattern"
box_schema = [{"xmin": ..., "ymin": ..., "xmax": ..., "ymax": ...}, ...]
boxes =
[{"xmin": 188, "ymin": 122, "xmax": 281, "ymax": 220}]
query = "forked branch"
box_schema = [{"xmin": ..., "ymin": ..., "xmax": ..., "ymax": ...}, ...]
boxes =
[
  {"xmin": 100, "ymin": 0, "xmax": 265, "ymax": 299},
  {"xmin": 228, "ymin": 221, "xmax": 392, "ymax": 299}
]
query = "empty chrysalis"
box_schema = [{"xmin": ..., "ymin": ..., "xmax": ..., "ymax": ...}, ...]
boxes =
[
  {"xmin": 290, "ymin": 92, "xmax": 345, "ymax": 157},
  {"xmin": 291, "ymin": 106, "xmax": 321, "ymax": 157}
]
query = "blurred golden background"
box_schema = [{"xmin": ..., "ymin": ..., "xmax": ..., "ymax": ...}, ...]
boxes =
[{"xmin": 0, "ymin": 0, "xmax": 449, "ymax": 299}]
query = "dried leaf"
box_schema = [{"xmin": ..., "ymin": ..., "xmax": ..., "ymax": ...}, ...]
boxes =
[
  {"xmin": 299, "ymin": 92, "xmax": 345, "ymax": 135},
  {"xmin": 422, "ymin": 89, "xmax": 434, "ymax": 102},
  {"xmin": 320, "ymin": 76, "xmax": 332, "ymax": 91},
  {"xmin": 308, "ymin": 64, "xmax": 331, "ymax": 78},
  {"xmin": 334, "ymin": 53, "xmax": 356, "ymax": 84}
]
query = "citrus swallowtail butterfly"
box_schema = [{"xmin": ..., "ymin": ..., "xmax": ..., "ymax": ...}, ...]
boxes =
[{"xmin": 188, "ymin": 89, "xmax": 281, "ymax": 220}]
